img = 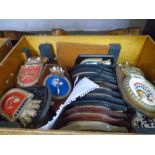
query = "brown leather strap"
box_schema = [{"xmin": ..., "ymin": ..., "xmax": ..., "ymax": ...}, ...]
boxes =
[
  {"xmin": 60, "ymin": 112, "xmax": 130, "ymax": 127},
  {"xmin": 64, "ymin": 105, "xmax": 129, "ymax": 119}
]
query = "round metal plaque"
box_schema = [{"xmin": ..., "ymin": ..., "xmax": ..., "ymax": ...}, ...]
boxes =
[
  {"xmin": 123, "ymin": 75, "xmax": 155, "ymax": 115},
  {"xmin": 43, "ymin": 75, "xmax": 71, "ymax": 100}
]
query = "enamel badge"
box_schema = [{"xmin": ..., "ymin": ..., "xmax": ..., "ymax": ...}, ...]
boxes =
[
  {"xmin": 0, "ymin": 88, "xmax": 34, "ymax": 121},
  {"xmin": 0, "ymin": 88, "xmax": 42, "ymax": 127},
  {"xmin": 17, "ymin": 57, "xmax": 43, "ymax": 87},
  {"xmin": 123, "ymin": 75, "xmax": 155, "ymax": 116},
  {"xmin": 43, "ymin": 66, "xmax": 71, "ymax": 100}
]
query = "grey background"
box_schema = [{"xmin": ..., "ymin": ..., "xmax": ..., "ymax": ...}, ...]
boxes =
[{"xmin": 0, "ymin": 19, "xmax": 147, "ymax": 31}]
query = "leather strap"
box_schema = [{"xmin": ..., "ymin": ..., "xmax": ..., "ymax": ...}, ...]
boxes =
[
  {"xmin": 22, "ymin": 48, "xmax": 32, "ymax": 59},
  {"xmin": 82, "ymin": 93, "xmax": 126, "ymax": 105},
  {"xmin": 23, "ymin": 86, "xmax": 54, "ymax": 128},
  {"xmin": 71, "ymin": 67, "xmax": 115, "ymax": 77},
  {"xmin": 60, "ymin": 112, "xmax": 130, "ymax": 127},
  {"xmin": 59, "ymin": 121, "xmax": 128, "ymax": 132},
  {"xmin": 0, "ymin": 121, "xmax": 21, "ymax": 128},
  {"xmin": 108, "ymin": 44, "xmax": 121, "ymax": 65},
  {"xmin": 134, "ymin": 128, "xmax": 155, "ymax": 134},
  {"xmin": 91, "ymin": 88, "xmax": 121, "ymax": 98},
  {"xmin": 73, "ymin": 75, "xmax": 117, "ymax": 84},
  {"xmin": 65, "ymin": 100, "xmax": 128, "ymax": 112},
  {"xmin": 73, "ymin": 64, "xmax": 114, "ymax": 73},
  {"xmin": 94, "ymin": 81, "xmax": 118, "ymax": 90},
  {"xmin": 64, "ymin": 105, "xmax": 129, "ymax": 119},
  {"xmin": 39, "ymin": 43, "xmax": 55, "ymax": 63},
  {"xmin": 71, "ymin": 72, "xmax": 116, "ymax": 82}
]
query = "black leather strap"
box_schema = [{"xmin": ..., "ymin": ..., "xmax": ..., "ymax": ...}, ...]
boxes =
[
  {"xmin": 80, "ymin": 94, "xmax": 126, "ymax": 106},
  {"xmin": 71, "ymin": 67, "xmax": 115, "ymax": 77},
  {"xmin": 94, "ymin": 81, "xmax": 118, "ymax": 91},
  {"xmin": 0, "ymin": 121, "xmax": 21, "ymax": 128},
  {"xmin": 91, "ymin": 88, "xmax": 121, "ymax": 98},
  {"xmin": 109, "ymin": 44, "xmax": 121, "ymax": 64},
  {"xmin": 22, "ymin": 48, "xmax": 32, "ymax": 59},
  {"xmin": 73, "ymin": 74, "xmax": 117, "ymax": 84},
  {"xmin": 72, "ymin": 72, "xmax": 116, "ymax": 81},
  {"xmin": 72, "ymin": 64, "xmax": 114, "ymax": 73},
  {"xmin": 24, "ymin": 86, "xmax": 55, "ymax": 128}
]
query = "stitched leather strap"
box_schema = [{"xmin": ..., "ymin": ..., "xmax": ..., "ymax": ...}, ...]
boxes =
[
  {"xmin": 81, "ymin": 94, "xmax": 126, "ymax": 105},
  {"xmin": 65, "ymin": 100, "xmax": 128, "ymax": 112},
  {"xmin": 64, "ymin": 105, "xmax": 129, "ymax": 119},
  {"xmin": 59, "ymin": 121, "xmax": 128, "ymax": 132},
  {"xmin": 60, "ymin": 112, "xmax": 130, "ymax": 127}
]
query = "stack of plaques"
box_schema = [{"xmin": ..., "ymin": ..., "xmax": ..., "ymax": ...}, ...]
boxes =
[{"xmin": 54, "ymin": 61, "xmax": 134, "ymax": 132}]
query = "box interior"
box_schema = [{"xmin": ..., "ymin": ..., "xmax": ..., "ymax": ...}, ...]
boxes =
[{"xmin": 0, "ymin": 35, "xmax": 155, "ymax": 134}]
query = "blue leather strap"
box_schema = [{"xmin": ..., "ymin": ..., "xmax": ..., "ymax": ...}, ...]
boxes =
[
  {"xmin": 22, "ymin": 48, "xmax": 32, "ymax": 59},
  {"xmin": 109, "ymin": 44, "xmax": 121, "ymax": 64},
  {"xmin": 39, "ymin": 43, "xmax": 54, "ymax": 63}
]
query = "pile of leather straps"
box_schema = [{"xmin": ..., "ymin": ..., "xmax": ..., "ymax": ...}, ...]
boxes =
[{"xmin": 53, "ymin": 55, "xmax": 134, "ymax": 132}]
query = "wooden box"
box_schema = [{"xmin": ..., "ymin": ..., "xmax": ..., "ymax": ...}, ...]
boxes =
[
  {"xmin": 0, "ymin": 38, "xmax": 13, "ymax": 62},
  {"xmin": 0, "ymin": 35, "xmax": 155, "ymax": 134}
]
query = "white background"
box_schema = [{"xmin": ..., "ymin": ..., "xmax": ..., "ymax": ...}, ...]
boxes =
[{"xmin": 0, "ymin": 0, "xmax": 155, "ymax": 155}]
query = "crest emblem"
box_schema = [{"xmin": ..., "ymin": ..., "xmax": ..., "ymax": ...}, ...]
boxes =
[
  {"xmin": 0, "ymin": 88, "xmax": 34, "ymax": 121},
  {"xmin": 17, "ymin": 57, "xmax": 44, "ymax": 87},
  {"xmin": 123, "ymin": 76, "xmax": 155, "ymax": 117},
  {"xmin": 5, "ymin": 96, "xmax": 20, "ymax": 109},
  {"xmin": 43, "ymin": 66, "xmax": 71, "ymax": 100}
]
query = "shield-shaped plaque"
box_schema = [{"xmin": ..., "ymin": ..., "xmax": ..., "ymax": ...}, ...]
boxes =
[
  {"xmin": 17, "ymin": 64, "xmax": 42, "ymax": 87},
  {"xmin": 0, "ymin": 88, "xmax": 34, "ymax": 121}
]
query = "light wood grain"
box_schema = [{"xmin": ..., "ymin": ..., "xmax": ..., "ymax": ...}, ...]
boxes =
[
  {"xmin": 0, "ymin": 38, "xmax": 12, "ymax": 62},
  {"xmin": 0, "ymin": 128, "xmax": 137, "ymax": 135},
  {"xmin": 57, "ymin": 42, "xmax": 110, "ymax": 69}
]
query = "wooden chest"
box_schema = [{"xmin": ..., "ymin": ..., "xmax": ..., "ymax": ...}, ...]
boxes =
[
  {"xmin": 0, "ymin": 38, "xmax": 13, "ymax": 62},
  {"xmin": 0, "ymin": 35, "xmax": 155, "ymax": 134}
]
